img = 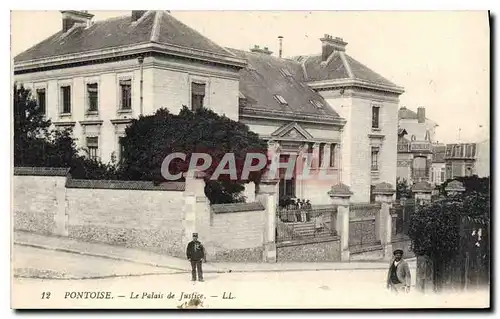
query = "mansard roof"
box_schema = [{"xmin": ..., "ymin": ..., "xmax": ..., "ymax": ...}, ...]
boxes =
[{"xmin": 14, "ymin": 11, "xmax": 244, "ymax": 69}]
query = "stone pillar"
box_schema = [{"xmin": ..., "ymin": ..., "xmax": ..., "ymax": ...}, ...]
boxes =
[
  {"xmin": 55, "ymin": 175, "xmax": 69, "ymax": 236},
  {"xmin": 244, "ymin": 181, "xmax": 256, "ymax": 203},
  {"xmin": 445, "ymin": 180, "xmax": 465, "ymax": 197},
  {"xmin": 322, "ymin": 143, "xmax": 331, "ymax": 168},
  {"xmin": 183, "ymin": 171, "xmax": 208, "ymax": 249},
  {"xmin": 411, "ymin": 181, "xmax": 433, "ymax": 205},
  {"xmin": 256, "ymin": 178, "xmax": 279, "ymax": 263},
  {"xmin": 328, "ymin": 183, "xmax": 353, "ymax": 262},
  {"xmin": 373, "ymin": 182, "xmax": 396, "ymax": 260},
  {"xmin": 312, "ymin": 143, "xmax": 320, "ymax": 169}
]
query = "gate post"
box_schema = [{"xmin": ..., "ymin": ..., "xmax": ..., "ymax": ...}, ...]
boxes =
[
  {"xmin": 328, "ymin": 183, "xmax": 352, "ymax": 261},
  {"xmin": 411, "ymin": 181, "xmax": 433, "ymax": 205},
  {"xmin": 373, "ymin": 182, "xmax": 396, "ymax": 261},
  {"xmin": 256, "ymin": 177, "xmax": 279, "ymax": 263}
]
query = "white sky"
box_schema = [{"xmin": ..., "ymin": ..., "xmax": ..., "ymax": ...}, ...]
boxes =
[{"xmin": 10, "ymin": 10, "xmax": 490, "ymax": 143}]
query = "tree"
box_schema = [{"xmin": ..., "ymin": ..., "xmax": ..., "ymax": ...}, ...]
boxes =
[
  {"xmin": 439, "ymin": 175, "xmax": 490, "ymax": 195},
  {"xmin": 120, "ymin": 106, "xmax": 268, "ymax": 204},
  {"xmin": 13, "ymin": 84, "xmax": 118, "ymax": 179},
  {"xmin": 408, "ymin": 183, "xmax": 490, "ymax": 264},
  {"xmin": 13, "ymin": 84, "xmax": 77, "ymax": 167}
]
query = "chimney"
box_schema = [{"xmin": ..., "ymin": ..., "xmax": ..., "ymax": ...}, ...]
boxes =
[
  {"xmin": 417, "ymin": 107, "xmax": 426, "ymax": 123},
  {"xmin": 320, "ymin": 34, "xmax": 347, "ymax": 61},
  {"xmin": 250, "ymin": 45, "xmax": 273, "ymax": 55},
  {"xmin": 60, "ymin": 10, "xmax": 94, "ymax": 32},
  {"xmin": 278, "ymin": 36, "xmax": 283, "ymax": 58},
  {"xmin": 132, "ymin": 10, "xmax": 148, "ymax": 22}
]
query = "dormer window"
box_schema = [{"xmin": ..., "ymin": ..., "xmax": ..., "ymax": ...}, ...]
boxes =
[
  {"xmin": 310, "ymin": 99, "xmax": 323, "ymax": 108},
  {"xmin": 274, "ymin": 95, "xmax": 287, "ymax": 105},
  {"xmin": 280, "ymin": 68, "xmax": 292, "ymax": 77}
]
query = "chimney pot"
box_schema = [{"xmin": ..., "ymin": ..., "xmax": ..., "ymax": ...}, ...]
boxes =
[
  {"xmin": 320, "ymin": 34, "xmax": 347, "ymax": 61},
  {"xmin": 417, "ymin": 107, "xmax": 426, "ymax": 123}
]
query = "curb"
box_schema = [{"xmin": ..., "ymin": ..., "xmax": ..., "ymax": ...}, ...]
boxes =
[{"xmin": 14, "ymin": 242, "xmax": 414, "ymax": 275}]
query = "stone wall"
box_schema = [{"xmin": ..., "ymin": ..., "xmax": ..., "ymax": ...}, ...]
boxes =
[
  {"xmin": 209, "ymin": 202, "xmax": 266, "ymax": 262},
  {"xmin": 276, "ymin": 237, "xmax": 341, "ymax": 262},
  {"xmin": 65, "ymin": 179, "xmax": 186, "ymax": 257},
  {"xmin": 13, "ymin": 168, "xmax": 68, "ymax": 235},
  {"xmin": 13, "ymin": 168, "xmax": 272, "ymax": 261}
]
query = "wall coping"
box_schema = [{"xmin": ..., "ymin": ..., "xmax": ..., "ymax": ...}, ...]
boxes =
[
  {"xmin": 350, "ymin": 202, "xmax": 381, "ymax": 210},
  {"xmin": 66, "ymin": 178, "xmax": 185, "ymax": 191},
  {"xmin": 14, "ymin": 167, "xmax": 70, "ymax": 176},
  {"xmin": 211, "ymin": 202, "xmax": 265, "ymax": 214}
]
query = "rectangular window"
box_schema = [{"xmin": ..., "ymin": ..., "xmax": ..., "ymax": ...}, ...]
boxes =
[
  {"xmin": 60, "ymin": 85, "xmax": 71, "ymax": 114},
  {"xmin": 441, "ymin": 168, "xmax": 445, "ymax": 182},
  {"xmin": 119, "ymin": 79, "xmax": 132, "ymax": 110},
  {"xmin": 329, "ymin": 144, "xmax": 336, "ymax": 167},
  {"xmin": 87, "ymin": 83, "xmax": 98, "ymax": 112},
  {"xmin": 36, "ymin": 88, "xmax": 46, "ymax": 114},
  {"xmin": 372, "ymin": 106, "xmax": 380, "ymax": 129},
  {"xmin": 371, "ymin": 147, "xmax": 379, "ymax": 171},
  {"xmin": 86, "ymin": 137, "xmax": 99, "ymax": 160},
  {"xmin": 191, "ymin": 82, "xmax": 206, "ymax": 111},
  {"xmin": 319, "ymin": 143, "xmax": 325, "ymax": 167}
]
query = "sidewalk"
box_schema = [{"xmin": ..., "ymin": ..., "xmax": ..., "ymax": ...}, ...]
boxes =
[{"xmin": 13, "ymin": 231, "xmax": 415, "ymax": 274}]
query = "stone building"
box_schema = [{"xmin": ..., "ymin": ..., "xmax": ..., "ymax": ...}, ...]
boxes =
[
  {"xmin": 13, "ymin": 10, "xmax": 404, "ymax": 204},
  {"xmin": 397, "ymin": 106, "xmax": 437, "ymax": 185}
]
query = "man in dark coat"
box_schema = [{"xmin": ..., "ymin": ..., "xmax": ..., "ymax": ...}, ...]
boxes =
[
  {"xmin": 186, "ymin": 233, "xmax": 206, "ymax": 282},
  {"xmin": 386, "ymin": 249, "xmax": 412, "ymax": 293}
]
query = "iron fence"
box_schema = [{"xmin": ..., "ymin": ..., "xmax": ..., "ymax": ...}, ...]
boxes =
[{"xmin": 276, "ymin": 205, "xmax": 337, "ymax": 243}]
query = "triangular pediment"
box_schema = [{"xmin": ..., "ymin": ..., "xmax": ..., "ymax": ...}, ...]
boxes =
[{"xmin": 271, "ymin": 122, "xmax": 313, "ymax": 140}]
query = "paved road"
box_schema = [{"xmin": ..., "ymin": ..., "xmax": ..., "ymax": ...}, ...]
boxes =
[
  {"xmin": 13, "ymin": 245, "xmax": 175, "ymax": 279},
  {"xmin": 11, "ymin": 245, "xmax": 489, "ymax": 309}
]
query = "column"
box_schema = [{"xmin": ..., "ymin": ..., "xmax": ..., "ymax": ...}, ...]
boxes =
[
  {"xmin": 312, "ymin": 143, "xmax": 320, "ymax": 169},
  {"xmin": 256, "ymin": 177, "xmax": 279, "ymax": 263},
  {"xmin": 323, "ymin": 143, "xmax": 331, "ymax": 168},
  {"xmin": 373, "ymin": 182, "xmax": 396, "ymax": 260},
  {"xmin": 328, "ymin": 183, "xmax": 353, "ymax": 261}
]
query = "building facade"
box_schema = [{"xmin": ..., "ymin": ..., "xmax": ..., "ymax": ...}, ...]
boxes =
[
  {"xmin": 430, "ymin": 144, "xmax": 446, "ymax": 186},
  {"xmin": 14, "ymin": 10, "xmax": 404, "ymax": 204},
  {"xmin": 444, "ymin": 140, "xmax": 490, "ymax": 180},
  {"xmin": 397, "ymin": 106, "xmax": 437, "ymax": 185}
]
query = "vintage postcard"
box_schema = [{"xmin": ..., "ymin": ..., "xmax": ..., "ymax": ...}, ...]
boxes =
[{"xmin": 10, "ymin": 10, "xmax": 490, "ymax": 309}]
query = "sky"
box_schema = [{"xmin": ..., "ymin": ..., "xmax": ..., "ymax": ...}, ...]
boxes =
[{"xmin": 10, "ymin": 10, "xmax": 490, "ymax": 143}]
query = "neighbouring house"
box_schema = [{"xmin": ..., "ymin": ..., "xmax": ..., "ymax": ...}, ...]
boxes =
[
  {"xmin": 444, "ymin": 139, "xmax": 490, "ymax": 180},
  {"xmin": 430, "ymin": 143, "xmax": 446, "ymax": 186},
  {"xmin": 397, "ymin": 106, "xmax": 438, "ymax": 185},
  {"xmin": 13, "ymin": 10, "xmax": 404, "ymax": 204}
]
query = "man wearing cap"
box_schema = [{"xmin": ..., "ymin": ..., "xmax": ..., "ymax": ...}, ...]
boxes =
[
  {"xmin": 186, "ymin": 233, "xmax": 206, "ymax": 282},
  {"xmin": 386, "ymin": 249, "xmax": 412, "ymax": 293}
]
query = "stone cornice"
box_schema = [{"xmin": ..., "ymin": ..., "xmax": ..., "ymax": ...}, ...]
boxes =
[
  {"xmin": 14, "ymin": 41, "xmax": 247, "ymax": 74},
  {"xmin": 307, "ymin": 78, "xmax": 405, "ymax": 95},
  {"xmin": 240, "ymin": 107, "xmax": 346, "ymax": 127},
  {"xmin": 79, "ymin": 120, "xmax": 103, "ymax": 126}
]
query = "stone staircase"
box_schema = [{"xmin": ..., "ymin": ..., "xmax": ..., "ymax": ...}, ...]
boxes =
[{"xmin": 277, "ymin": 220, "xmax": 337, "ymax": 242}]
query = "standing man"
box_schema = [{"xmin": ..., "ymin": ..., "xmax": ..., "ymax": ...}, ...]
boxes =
[
  {"xmin": 386, "ymin": 249, "xmax": 412, "ymax": 293},
  {"xmin": 186, "ymin": 233, "xmax": 206, "ymax": 282}
]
